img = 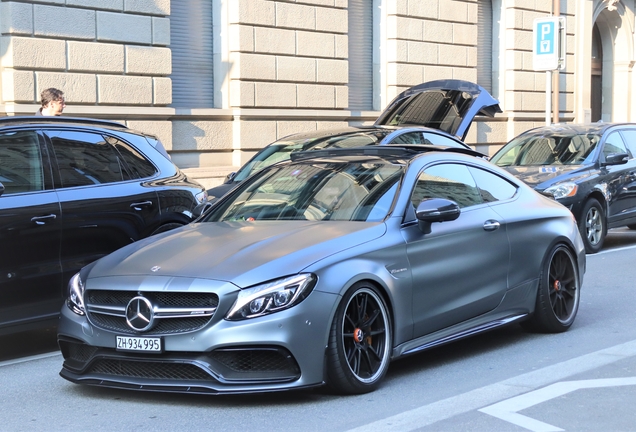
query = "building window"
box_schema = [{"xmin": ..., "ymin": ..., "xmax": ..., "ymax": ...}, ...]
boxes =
[
  {"xmin": 477, "ymin": 0, "xmax": 494, "ymax": 93},
  {"xmin": 348, "ymin": 0, "xmax": 373, "ymax": 109},
  {"xmin": 170, "ymin": 1, "xmax": 214, "ymax": 108}
]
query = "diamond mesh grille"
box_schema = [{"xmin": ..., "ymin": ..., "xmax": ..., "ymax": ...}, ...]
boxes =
[{"xmin": 88, "ymin": 359, "xmax": 212, "ymax": 381}]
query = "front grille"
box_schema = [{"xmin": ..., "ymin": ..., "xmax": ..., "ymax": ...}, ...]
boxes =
[
  {"xmin": 85, "ymin": 290, "xmax": 219, "ymax": 335},
  {"xmin": 88, "ymin": 359, "xmax": 212, "ymax": 381},
  {"xmin": 59, "ymin": 340, "xmax": 301, "ymax": 385}
]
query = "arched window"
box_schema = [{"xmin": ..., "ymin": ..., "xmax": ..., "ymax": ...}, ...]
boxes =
[{"xmin": 170, "ymin": 1, "xmax": 214, "ymax": 108}]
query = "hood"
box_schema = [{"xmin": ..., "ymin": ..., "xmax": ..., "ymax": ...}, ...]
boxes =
[
  {"xmin": 374, "ymin": 79, "xmax": 502, "ymax": 140},
  {"xmin": 89, "ymin": 221, "xmax": 387, "ymax": 288},
  {"xmin": 501, "ymin": 165, "xmax": 590, "ymax": 188}
]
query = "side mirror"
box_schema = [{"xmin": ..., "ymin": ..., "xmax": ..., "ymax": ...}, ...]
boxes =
[
  {"xmin": 603, "ymin": 152, "xmax": 629, "ymax": 166},
  {"xmin": 415, "ymin": 198, "xmax": 461, "ymax": 234},
  {"xmin": 225, "ymin": 172, "xmax": 236, "ymax": 183}
]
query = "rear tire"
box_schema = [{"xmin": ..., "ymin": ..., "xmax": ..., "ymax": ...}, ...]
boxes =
[
  {"xmin": 578, "ymin": 198, "xmax": 606, "ymax": 254},
  {"xmin": 326, "ymin": 283, "xmax": 392, "ymax": 395},
  {"xmin": 523, "ymin": 245, "xmax": 580, "ymax": 333}
]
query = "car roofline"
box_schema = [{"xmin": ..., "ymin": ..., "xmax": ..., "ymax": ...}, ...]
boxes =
[
  {"xmin": 289, "ymin": 144, "xmax": 486, "ymax": 162},
  {"xmin": 0, "ymin": 116, "xmax": 128, "ymax": 129}
]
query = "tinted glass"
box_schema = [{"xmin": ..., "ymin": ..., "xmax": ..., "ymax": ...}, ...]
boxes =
[
  {"xmin": 50, "ymin": 131, "xmax": 130, "ymax": 188},
  {"xmin": 411, "ymin": 163, "xmax": 483, "ymax": 208},
  {"xmin": 106, "ymin": 136, "xmax": 157, "ymax": 178},
  {"xmin": 389, "ymin": 132, "xmax": 425, "ymax": 144},
  {"xmin": 602, "ymin": 131, "xmax": 628, "ymax": 158},
  {"xmin": 468, "ymin": 166, "xmax": 517, "ymax": 202},
  {"xmin": 0, "ymin": 131, "xmax": 44, "ymax": 194},
  {"xmin": 209, "ymin": 161, "xmax": 402, "ymax": 222},
  {"xmin": 619, "ymin": 129, "xmax": 636, "ymax": 156},
  {"xmin": 491, "ymin": 132, "xmax": 600, "ymax": 166},
  {"xmin": 234, "ymin": 131, "xmax": 391, "ymax": 182},
  {"xmin": 422, "ymin": 132, "xmax": 467, "ymax": 149}
]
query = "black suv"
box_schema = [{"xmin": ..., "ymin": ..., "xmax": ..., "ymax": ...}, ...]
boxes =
[
  {"xmin": 0, "ymin": 117, "xmax": 207, "ymax": 335},
  {"xmin": 490, "ymin": 122, "xmax": 636, "ymax": 253}
]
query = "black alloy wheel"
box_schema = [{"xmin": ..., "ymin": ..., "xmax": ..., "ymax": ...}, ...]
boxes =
[
  {"xmin": 524, "ymin": 244, "xmax": 580, "ymax": 333},
  {"xmin": 326, "ymin": 283, "xmax": 392, "ymax": 394},
  {"xmin": 579, "ymin": 198, "xmax": 606, "ymax": 253}
]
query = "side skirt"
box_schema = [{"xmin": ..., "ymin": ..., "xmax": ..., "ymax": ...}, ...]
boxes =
[{"xmin": 394, "ymin": 313, "xmax": 528, "ymax": 358}]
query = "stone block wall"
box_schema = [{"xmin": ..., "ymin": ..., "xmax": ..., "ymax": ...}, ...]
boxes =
[
  {"xmin": 227, "ymin": 0, "xmax": 349, "ymax": 110},
  {"xmin": 0, "ymin": 0, "xmax": 171, "ymax": 107}
]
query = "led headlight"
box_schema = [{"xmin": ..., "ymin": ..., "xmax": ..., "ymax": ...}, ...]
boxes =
[
  {"xmin": 67, "ymin": 272, "xmax": 86, "ymax": 316},
  {"xmin": 226, "ymin": 274, "xmax": 317, "ymax": 320},
  {"xmin": 543, "ymin": 182, "xmax": 578, "ymax": 200}
]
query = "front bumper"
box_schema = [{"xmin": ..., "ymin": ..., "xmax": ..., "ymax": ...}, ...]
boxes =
[{"xmin": 57, "ymin": 288, "xmax": 338, "ymax": 394}]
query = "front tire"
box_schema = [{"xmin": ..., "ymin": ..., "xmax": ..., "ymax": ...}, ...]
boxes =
[
  {"xmin": 326, "ymin": 283, "xmax": 392, "ymax": 394},
  {"xmin": 578, "ymin": 198, "xmax": 606, "ymax": 254},
  {"xmin": 524, "ymin": 245, "xmax": 580, "ymax": 333}
]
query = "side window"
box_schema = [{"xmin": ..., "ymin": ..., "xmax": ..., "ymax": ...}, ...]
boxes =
[
  {"xmin": 603, "ymin": 131, "xmax": 628, "ymax": 159},
  {"xmin": 49, "ymin": 131, "xmax": 130, "ymax": 188},
  {"xmin": 0, "ymin": 131, "xmax": 45, "ymax": 194},
  {"xmin": 411, "ymin": 163, "xmax": 483, "ymax": 209},
  {"xmin": 389, "ymin": 132, "xmax": 425, "ymax": 145},
  {"xmin": 106, "ymin": 136, "xmax": 158, "ymax": 179},
  {"xmin": 619, "ymin": 129, "xmax": 636, "ymax": 157},
  {"xmin": 468, "ymin": 166, "xmax": 517, "ymax": 202},
  {"xmin": 422, "ymin": 132, "xmax": 466, "ymax": 149}
]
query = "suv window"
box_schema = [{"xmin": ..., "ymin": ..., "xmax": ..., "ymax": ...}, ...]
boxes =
[
  {"xmin": 49, "ymin": 131, "xmax": 131, "ymax": 188},
  {"xmin": 0, "ymin": 131, "xmax": 45, "ymax": 194},
  {"xmin": 105, "ymin": 136, "xmax": 158, "ymax": 179},
  {"xmin": 603, "ymin": 131, "xmax": 629, "ymax": 159}
]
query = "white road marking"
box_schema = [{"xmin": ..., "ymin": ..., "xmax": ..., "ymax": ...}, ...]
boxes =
[
  {"xmin": 0, "ymin": 351, "xmax": 61, "ymax": 368},
  {"xmin": 345, "ymin": 339, "xmax": 636, "ymax": 432},
  {"xmin": 479, "ymin": 377, "xmax": 636, "ymax": 432}
]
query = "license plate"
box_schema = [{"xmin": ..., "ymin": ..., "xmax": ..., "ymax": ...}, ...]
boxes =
[{"xmin": 116, "ymin": 335, "xmax": 162, "ymax": 352}]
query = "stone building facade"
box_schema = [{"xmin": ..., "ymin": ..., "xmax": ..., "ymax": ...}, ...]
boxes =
[{"xmin": 0, "ymin": 0, "xmax": 633, "ymax": 188}]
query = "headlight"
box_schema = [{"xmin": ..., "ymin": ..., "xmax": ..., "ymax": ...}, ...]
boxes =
[
  {"xmin": 67, "ymin": 272, "xmax": 86, "ymax": 316},
  {"xmin": 226, "ymin": 274, "xmax": 317, "ymax": 320},
  {"xmin": 543, "ymin": 182, "xmax": 578, "ymax": 200}
]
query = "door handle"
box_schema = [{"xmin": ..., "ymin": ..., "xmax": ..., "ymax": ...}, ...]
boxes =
[
  {"xmin": 483, "ymin": 220, "xmax": 500, "ymax": 231},
  {"xmin": 130, "ymin": 201, "xmax": 153, "ymax": 211},
  {"xmin": 31, "ymin": 214, "xmax": 57, "ymax": 225}
]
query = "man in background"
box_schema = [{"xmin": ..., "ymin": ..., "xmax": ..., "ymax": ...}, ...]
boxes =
[{"xmin": 36, "ymin": 88, "xmax": 65, "ymax": 116}]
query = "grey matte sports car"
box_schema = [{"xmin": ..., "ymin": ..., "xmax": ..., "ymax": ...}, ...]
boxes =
[{"xmin": 58, "ymin": 145, "xmax": 586, "ymax": 395}]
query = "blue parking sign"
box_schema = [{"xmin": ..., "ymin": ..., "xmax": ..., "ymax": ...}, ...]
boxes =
[
  {"xmin": 537, "ymin": 21, "xmax": 555, "ymax": 55},
  {"xmin": 533, "ymin": 17, "xmax": 564, "ymax": 71}
]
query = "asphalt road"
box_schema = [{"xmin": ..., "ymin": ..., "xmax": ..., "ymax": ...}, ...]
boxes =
[{"xmin": 2, "ymin": 228, "xmax": 636, "ymax": 431}]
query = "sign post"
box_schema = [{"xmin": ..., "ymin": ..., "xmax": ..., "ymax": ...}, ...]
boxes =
[{"xmin": 533, "ymin": 17, "xmax": 566, "ymax": 125}]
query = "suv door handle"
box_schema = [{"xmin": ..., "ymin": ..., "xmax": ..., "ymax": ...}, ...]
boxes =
[
  {"xmin": 31, "ymin": 214, "xmax": 57, "ymax": 225},
  {"xmin": 483, "ymin": 220, "xmax": 500, "ymax": 231},
  {"xmin": 130, "ymin": 201, "xmax": 153, "ymax": 211}
]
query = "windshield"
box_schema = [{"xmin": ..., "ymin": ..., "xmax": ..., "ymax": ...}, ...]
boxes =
[
  {"xmin": 491, "ymin": 132, "xmax": 601, "ymax": 166},
  {"xmin": 232, "ymin": 131, "xmax": 391, "ymax": 182},
  {"xmin": 207, "ymin": 160, "xmax": 403, "ymax": 222}
]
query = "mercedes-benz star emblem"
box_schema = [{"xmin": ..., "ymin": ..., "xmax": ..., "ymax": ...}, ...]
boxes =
[{"xmin": 125, "ymin": 296, "xmax": 155, "ymax": 332}]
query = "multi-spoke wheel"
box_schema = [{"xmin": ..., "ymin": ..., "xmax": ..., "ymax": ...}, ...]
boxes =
[
  {"xmin": 326, "ymin": 283, "xmax": 391, "ymax": 394},
  {"xmin": 523, "ymin": 244, "xmax": 580, "ymax": 333},
  {"xmin": 579, "ymin": 198, "xmax": 606, "ymax": 253}
]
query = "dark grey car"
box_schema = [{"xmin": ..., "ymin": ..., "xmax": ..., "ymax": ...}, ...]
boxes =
[{"xmin": 58, "ymin": 145, "xmax": 585, "ymax": 395}]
